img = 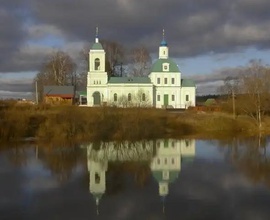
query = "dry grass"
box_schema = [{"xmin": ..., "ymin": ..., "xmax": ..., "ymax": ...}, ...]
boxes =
[{"xmin": 0, "ymin": 102, "xmax": 266, "ymax": 143}]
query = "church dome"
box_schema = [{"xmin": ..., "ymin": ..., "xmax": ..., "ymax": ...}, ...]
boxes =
[
  {"xmin": 160, "ymin": 39, "xmax": 167, "ymax": 46},
  {"xmin": 151, "ymin": 58, "xmax": 180, "ymax": 72},
  {"xmin": 92, "ymin": 42, "xmax": 103, "ymax": 50},
  {"xmin": 152, "ymin": 171, "xmax": 179, "ymax": 183}
]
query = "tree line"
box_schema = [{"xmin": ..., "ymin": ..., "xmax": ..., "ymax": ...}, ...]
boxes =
[{"xmin": 34, "ymin": 40, "xmax": 152, "ymax": 102}]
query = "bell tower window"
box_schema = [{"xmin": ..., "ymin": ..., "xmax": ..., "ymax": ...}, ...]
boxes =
[{"xmin": 95, "ymin": 58, "xmax": 100, "ymax": 70}]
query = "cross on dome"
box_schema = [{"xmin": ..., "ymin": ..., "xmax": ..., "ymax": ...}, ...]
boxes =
[
  {"xmin": 95, "ymin": 26, "xmax": 99, "ymax": 43},
  {"xmin": 160, "ymin": 28, "xmax": 167, "ymax": 46}
]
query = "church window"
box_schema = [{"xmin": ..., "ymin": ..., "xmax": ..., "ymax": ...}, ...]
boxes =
[
  {"xmin": 95, "ymin": 58, "xmax": 100, "ymax": 70},
  {"xmin": 95, "ymin": 173, "xmax": 100, "ymax": 184},
  {"xmin": 164, "ymin": 139, "xmax": 169, "ymax": 148},
  {"xmin": 172, "ymin": 95, "xmax": 175, "ymax": 101},
  {"xmin": 94, "ymin": 81, "xmax": 95, "ymax": 84},
  {"xmin": 164, "ymin": 158, "xmax": 167, "ymax": 165},
  {"xmin": 142, "ymin": 93, "xmax": 146, "ymax": 101},
  {"xmin": 162, "ymin": 63, "xmax": 169, "ymax": 71},
  {"xmin": 163, "ymin": 171, "xmax": 169, "ymax": 180},
  {"xmin": 157, "ymin": 78, "xmax": 160, "ymax": 84},
  {"xmin": 172, "ymin": 78, "xmax": 175, "ymax": 84},
  {"xmin": 128, "ymin": 93, "xmax": 132, "ymax": 101},
  {"xmin": 157, "ymin": 158, "xmax": 160, "ymax": 164},
  {"xmin": 186, "ymin": 94, "xmax": 189, "ymax": 101},
  {"xmin": 114, "ymin": 93, "xmax": 117, "ymax": 102},
  {"xmin": 172, "ymin": 141, "xmax": 175, "ymax": 147},
  {"xmin": 185, "ymin": 140, "xmax": 189, "ymax": 147},
  {"xmin": 99, "ymin": 80, "xmax": 101, "ymax": 84},
  {"xmin": 157, "ymin": 95, "xmax": 160, "ymax": 101},
  {"xmin": 164, "ymin": 78, "xmax": 168, "ymax": 84},
  {"xmin": 172, "ymin": 158, "xmax": 175, "ymax": 164}
]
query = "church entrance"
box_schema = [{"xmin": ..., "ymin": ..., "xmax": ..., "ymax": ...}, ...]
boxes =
[
  {"xmin": 163, "ymin": 94, "xmax": 169, "ymax": 107},
  {"xmin": 93, "ymin": 92, "xmax": 101, "ymax": 105}
]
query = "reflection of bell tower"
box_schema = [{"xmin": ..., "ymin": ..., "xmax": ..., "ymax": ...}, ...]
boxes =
[
  {"xmin": 87, "ymin": 27, "xmax": 108, "ymax": 106},
  {"xmin": 87, "ymin": 146, "xmax": 108, "ymax": 215},
  {"xmin": 151, "ymin": 139, "xmax": 195, "ymax": 213}
]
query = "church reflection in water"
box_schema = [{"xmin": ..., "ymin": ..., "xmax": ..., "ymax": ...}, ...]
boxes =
[{"xmin": 84, "ymin": 139, "xmax": 196, "ymax": 214}]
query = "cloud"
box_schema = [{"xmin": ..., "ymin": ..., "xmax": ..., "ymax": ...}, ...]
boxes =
[
  {"xmin": 1, "ymin": 0, "xmax": 270, "ymax": 96},
  {"xmin": 0, "ymin": 77, "xmax": 33, "ymax": 99},
  {"xmin": 1, "ymin": 0, "xmax": 270, "ymax": 73}
]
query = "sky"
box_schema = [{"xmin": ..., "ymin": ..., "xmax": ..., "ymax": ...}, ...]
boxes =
[{"xmin": 1, "ymin": 0, "xmax": 270, "ymax": 99}]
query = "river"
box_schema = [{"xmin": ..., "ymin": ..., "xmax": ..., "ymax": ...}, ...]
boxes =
[{"xmin": 0, "ymin": 137, "xmax": 270, "ymax": 220}]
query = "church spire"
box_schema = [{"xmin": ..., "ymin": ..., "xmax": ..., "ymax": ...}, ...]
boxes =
[
  {"xmin": 160, "ymin": 28, "xmax": 167, "ymax": 46},
  {"xmin": 95, "ymin": 26, "xmax": 99, "ymax": 43},
  {"xmin": 96, "ymin": 198, "xmax": 100, "ymax": 215},
  {"xmin": 159, "ymin": 29, "xmax": 169, "ymax": 59}
]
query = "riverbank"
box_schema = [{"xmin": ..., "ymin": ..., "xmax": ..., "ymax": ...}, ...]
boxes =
[{"xmin": 0, "ymin": 103, "xmax": 268, "ymax": 144}]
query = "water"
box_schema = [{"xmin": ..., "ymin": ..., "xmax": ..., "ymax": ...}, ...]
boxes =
[{"xmin": 1, "ymin": 138, "xmax": 270, "ymax": 220}]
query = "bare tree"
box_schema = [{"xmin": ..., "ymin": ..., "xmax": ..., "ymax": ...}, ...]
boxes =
[
  {"xmin": 238, "ymin": 60, "xmax": 270, "ymax": 129},
  {"xmin": 100, "ymin": 40, "xmax": 125, "ymax": 77},
  {"xmin": 129, "ymin": 46, "xmax": 151, "ymax": 77},
  {"xmin": 33, "ymin": 51, "xmax": 77, "ymax": 102},
  {"xmin": 220, "ymin": 76, "xmax": 240, "ymax": 118}
]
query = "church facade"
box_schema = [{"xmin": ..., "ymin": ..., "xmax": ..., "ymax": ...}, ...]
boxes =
[{"xmin": 86, "ymin": 32, "xmax": 196, "ymax": 109}]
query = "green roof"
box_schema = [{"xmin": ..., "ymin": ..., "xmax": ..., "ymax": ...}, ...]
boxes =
[
  {"xmin": 181, "ymin": 79, "xmax": 196, "ymax": 87},
  {"xmin": 205, "ymin": 98, "xmax": 217, "ymax": 106},
  {"xmin": 108, "ymin": 77, "xmax": 151, "ymax": 84},
  {"xmin": 152, "ymin": 171, "xmax": 179, "ymax": 183},
  {"xmin": 182, "ymin": 156, "xmax": 195, "ymax": 164},
  {"xmin": 78, "ymin": 91, "xmax": 87, "ymax": 96},
  {"xmin": 93, "ymin": 193, "xmax": 103, "ymax": 200},
  {"xmin": 92, "ymin": 43, "xmax": 103, "ymax": 50},
  {"xmin": 151, "ymin": 58, "xmax": 179, "ymax": 73}
]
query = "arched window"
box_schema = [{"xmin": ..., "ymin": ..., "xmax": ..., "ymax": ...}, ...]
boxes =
[
  {"xmin": 128, "ymin": 93, "xmax": 131, "ymax": 101},
  {"xmin": 142, "ymin": 93, "xmax": 146, "ymax": 101},
  {"xmin": 114, "ymin": 93, "xmax": 117, "ymax": 102},
  {"xmin": 95, "ymin": 58, "xmax": 100, "ymax": 70},
  {"xmin": 95, "ymin": 173, "xmax": 100, "ymax": 184}
]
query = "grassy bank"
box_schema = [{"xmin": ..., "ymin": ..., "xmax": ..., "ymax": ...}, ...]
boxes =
[{"xmin": 0, "ymin": 102, "xmax": 267, "ymax": 143}]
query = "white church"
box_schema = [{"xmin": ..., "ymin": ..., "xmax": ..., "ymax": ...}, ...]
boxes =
[
  {"xmin": 86, "ymin": 30, "xmax": 196, "ymax": 109},
  {"xmin": 85, "ymin": 139, "xmax": 196, "ymax": 214}
]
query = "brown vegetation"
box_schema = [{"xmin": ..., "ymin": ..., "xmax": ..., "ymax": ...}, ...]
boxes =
[{"xmin": 0, "ymin": 100, "xmax": 268, "ymax": 144}]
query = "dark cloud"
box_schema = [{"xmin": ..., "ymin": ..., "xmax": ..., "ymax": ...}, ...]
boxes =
[
  {"xmin": 0, "ymin": 0, "xmax": 29, "ymax": 72},
  {"xmin": 26, "ymin": 0, "xmax": 270, "ymax": 58},
  {"xmin": 1, "ymin": 0, "xmax": 270, "ymax": 76}
]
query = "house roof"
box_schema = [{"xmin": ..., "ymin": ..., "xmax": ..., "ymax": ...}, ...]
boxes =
[
  {"xmin": 44, "ymin": 86, "xmax": 74, "ymax": 96},
  {"xmin": 151, "ymin": 58, "xmax": 179, "ymax": 73},
  {"xmin": 108, "ymin": 77, "xmax": 152, "ymax": 84},
  {"xmin": 181, "ymin": 79, "xmax": 196, "ymax": 87}
]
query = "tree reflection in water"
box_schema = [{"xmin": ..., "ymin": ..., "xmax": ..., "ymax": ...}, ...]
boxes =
[
  {"xmin": 219, "ymin": 136, "xmax": 270, "ymax": 187},
  {"xmin": 36, "ymin": 143, "xmax": 84, "ymax": 182}
]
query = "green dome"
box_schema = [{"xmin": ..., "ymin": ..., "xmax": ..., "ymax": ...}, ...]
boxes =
[
  {"xmin": 92, "ymin": 42, "xmax": 103, "ymax": 50},
  {"xmin": 151, "ymin": 58, "xmax": 179, "ymax": 73},
  {"xmin": 93, "ymin": 193, "xmax": 103, "ymax": 200},
  {"xmin": 152, "ymin": 171, "xmax": 179, "ymax": 183}
]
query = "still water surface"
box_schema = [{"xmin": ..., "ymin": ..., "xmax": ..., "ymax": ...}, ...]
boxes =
[{"xmin": 1, "ymin": 138, "xmax": 270, "ymax": 220}]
